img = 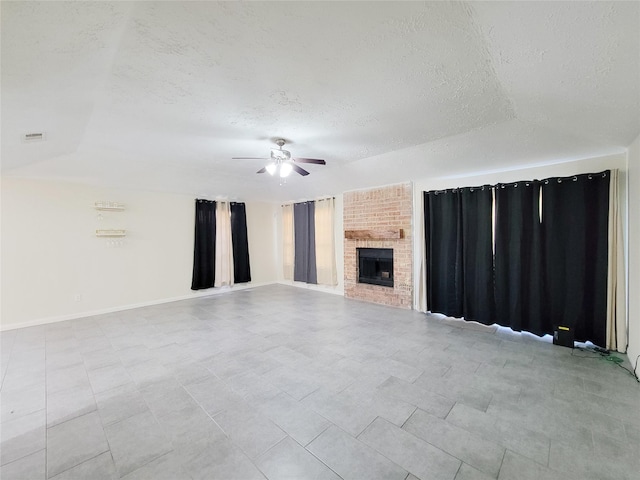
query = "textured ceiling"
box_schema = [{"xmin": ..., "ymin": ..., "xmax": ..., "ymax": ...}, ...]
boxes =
[{"xmin": 2, "ymin": 1, "xmax": 639, "ymax": 201}]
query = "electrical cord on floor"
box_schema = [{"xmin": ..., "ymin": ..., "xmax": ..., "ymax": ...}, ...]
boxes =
[{"xmin": 571, "ymin": 346, "xmax": 640, "ymax": 383}]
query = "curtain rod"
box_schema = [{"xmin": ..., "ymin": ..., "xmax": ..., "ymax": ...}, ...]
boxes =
[
  {"xmin": 281, "ymin": 196, "xmax": 335, "ymax": 207},
  {"xmin": 426, "ymin": 170, "xmax": 609, "ymax": 194}
]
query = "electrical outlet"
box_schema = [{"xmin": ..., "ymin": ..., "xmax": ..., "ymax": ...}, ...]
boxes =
[{"xmin": 74, "ymin": 294, "xmax": 83, "ymax": 302}]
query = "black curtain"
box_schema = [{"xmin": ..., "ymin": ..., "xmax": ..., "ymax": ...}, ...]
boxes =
[
  {"xmin": 294, "ymin": 201, "xmax": 317, "ymax": 284},
  {"xmin": 460, "ymin": 187, "xmax": 495, "ymax": 325},
  {"xmin": 494, "ymin": 181, "xmax": 545, "ymax": 335},
  {"xmin": 542, "ymin": 172, "xmax": 609, "ymax": 347},
  {"xmin": 424, "ymin": 190, "xmax": 463, "ymax": 317},
  {"xmin": 230, "ymin": 202, "xmax": 251, "ymax": 284},
  {"xmin": 191, "ymin": 199, "xmax": 216, "ymax": 290}
]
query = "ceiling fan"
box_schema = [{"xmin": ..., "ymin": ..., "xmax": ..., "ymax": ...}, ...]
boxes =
[{"xmin": 233, "ymin": 139, "xmax": 326, "ymax": 178}]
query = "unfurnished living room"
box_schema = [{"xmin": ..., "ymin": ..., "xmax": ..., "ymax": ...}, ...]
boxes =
[{"xmin": 1, "ymin": 1, "xmax": 639, "ymax": 480}]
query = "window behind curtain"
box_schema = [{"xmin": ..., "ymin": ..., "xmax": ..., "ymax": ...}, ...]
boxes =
[
  {"xmin": 542, "ymin": 172, "xmax": 609, "ymax": 347},
  {"xmin": 314, "ymin": 198, "xmax": 337, "ymax": 286},
  {"xmin": 282, "ymin": 204, "xmax": 294, "ymax": 280},
  {"xmin": 191, "ymin": 199, "xmax": 216, "ymax": 290},
  {"xmin": 230, "ymin": 202, "xmax": 251, "ymax": 284},
  {"xmin": 460, "ymin": 186, "xmax": 495, "ymax": 325},
  {"xmin": 424, "ymin": 171, "xmax": 611, "ymax": 346},
  {"xmin": 215, "ymin": 201, "xmax": 234, "ymax": 287},
  {"xmin": 293, "ymin": 201, "xmax": 317, "ymax": 284},
  {"xmin": 424, "ymin": 190, "xmax": 463, "ymax": 318}
]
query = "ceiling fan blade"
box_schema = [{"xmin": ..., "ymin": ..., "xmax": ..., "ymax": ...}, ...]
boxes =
[
  {"xmin": 232, "ymin": 157, "xmax": 269, "ymax": 160},
  {"xmin": 293, "ymin": 157, "xmax": 326, "ymax": 165},
  {"xmin": 256, "ymin": 167, "xmax": 267, "ymax": 174},
  {"xmin": 292, "ymin": 164, "xmax": 310, "ymax": 176}
]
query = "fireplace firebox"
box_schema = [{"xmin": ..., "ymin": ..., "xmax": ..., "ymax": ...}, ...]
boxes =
[{"xmin": 357, "ymin": 248, "xmax": 393, "ymax": 287}]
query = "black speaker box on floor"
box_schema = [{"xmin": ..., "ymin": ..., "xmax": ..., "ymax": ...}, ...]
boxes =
[{"xmin": 553, "ymin": 325, "xmax": 574, "ymax": 348}]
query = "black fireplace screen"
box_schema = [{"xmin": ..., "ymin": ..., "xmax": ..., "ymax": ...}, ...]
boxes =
[{"xmin": 357, "ymin": 248, "xmax": 394, "ymax": 287}]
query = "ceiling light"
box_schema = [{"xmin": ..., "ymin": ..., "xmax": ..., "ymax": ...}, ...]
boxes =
[
  {"xmin": 271, "ymin": 148, "xmax": 291, "ymax": 161},
  {"xmin": 265, "ymin": 163, "xmax": 277, "ymax": 175},
  {"xmin": 279, "ymin": 162, "xmax": 293, "ymax": 178}
]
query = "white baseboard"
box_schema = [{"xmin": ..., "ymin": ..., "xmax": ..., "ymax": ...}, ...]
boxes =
[
  {"xmin": 0, "ymin": 281, "xmax": 276, "ymax": 332},
  {"xmin": 275, "ymin": 280, "xmax": 344, "ymax": 296}
]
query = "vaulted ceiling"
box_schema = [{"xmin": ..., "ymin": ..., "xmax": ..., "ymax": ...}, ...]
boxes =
[{"xmin": 2, "ymin": 1, "xmax": 639, "ymax": 201}]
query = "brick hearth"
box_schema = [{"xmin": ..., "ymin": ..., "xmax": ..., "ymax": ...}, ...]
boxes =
[{"xmin": 343, "ymin": 183, "xmax": 413, "ymax": 308}]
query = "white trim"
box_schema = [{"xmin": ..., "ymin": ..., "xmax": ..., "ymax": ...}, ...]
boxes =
[
  {"xmin": 0, "ymin": 281, "xmax": 276, "ymax": 331},
  {"xmin": 276, "ymin": 280, "xmax": 344, "ymax": 296}
]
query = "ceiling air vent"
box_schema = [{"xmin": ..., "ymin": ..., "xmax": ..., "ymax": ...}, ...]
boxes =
[{"xmin": 22, "ymin": 132, "xmax": 46, "ymax": 143}]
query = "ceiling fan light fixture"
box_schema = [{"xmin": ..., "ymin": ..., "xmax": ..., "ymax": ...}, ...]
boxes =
[
  {"xmin": 266, "ymin": 163, "xmax": 277, "ymax": 175},
  {"xmin": 279, "ymin": 162, "xmax": 293, "ymax": 178},
  {"xmin": 271, "ymin": 149, "xmax": 291, "ymax": 161}
]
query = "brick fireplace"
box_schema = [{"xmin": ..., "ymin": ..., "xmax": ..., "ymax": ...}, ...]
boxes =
[{"xmin": 343, "ymin": 183, "xmax": 413, "ymax": 308}]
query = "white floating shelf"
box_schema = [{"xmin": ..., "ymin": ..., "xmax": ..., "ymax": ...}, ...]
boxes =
[
  {"xmin": 94, "ymin": 201, "xmax": 125, "ymax": 211},
  {"xmin": 96, "ymin": 229, "xmax": 126, "ymax": 237}
]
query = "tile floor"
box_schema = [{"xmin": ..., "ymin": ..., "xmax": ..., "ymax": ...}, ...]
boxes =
[{"xmin": 1, "ymin": 284, "xmax": 639, "ymax": 480}]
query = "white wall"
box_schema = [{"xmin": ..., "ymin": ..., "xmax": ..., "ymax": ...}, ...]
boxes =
[
  {"xmin": 0, "ymin": 177, "xmax": 278, "ymax": 330},
  {"xmin": 626, "ymin": 134, "xmax": 640, "ymax": 375},
  {"xmin": 275, "ymin": 195, "xmax": 344, "ymax": 295}
]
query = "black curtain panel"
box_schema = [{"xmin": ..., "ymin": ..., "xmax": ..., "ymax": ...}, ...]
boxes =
[
  {"xmin": 494, "ymin": 181, "xmax": 546, "ymax": 335},
  {"xmin": 542, "ymin": 171, "xmax": 610, "ymax": 347},
  {"xmin": 230, "ymin": 202, "xmax": 251, "ymax": 284},
  {"xmin": 424, "ymin": 190, "xmax": 463, "ymax": 318},
  {"xmin": 460, "ymin": 186, "xmax": 495, "ymax": 325},
  {"xmin": 191, "ymin": 199, "xmax": 216, "ymax": 290},
  {"xmin": 294, "ymin": 201, "xmax": 318, "ymax": 284}
]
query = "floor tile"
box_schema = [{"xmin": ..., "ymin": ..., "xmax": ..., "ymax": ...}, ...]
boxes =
[
  {"xmin": 47, "ymin": 384, "xmax": 97, "ymax": 427},
  {"xmin": 307, "ymin": 425, "xmax": 407, "ymax": 480},
  {"xmin": 2, "ymin": 364, "xmax": 46, "ymax": 392},
  {"xmin": 126, "ymin": 360, "xmax": 172, "ymax": 388},
  {"xmin": 141, "ymin": 384, "xmax": 197, "ymax": 418},
  {"xmin": 337, "ymin": 384, "xmax": 416, "ymax": 427},
  {"xmin": 121, "ymin": 451, "xmax": 191, "ymax": 480},
  {"xmin": 214, "ymin": 403, "xmax": 287, "ymax": 459},
  {"xmin": 1, "ymin": 285, "xmax": 638, "ymax": 480},
  {"xmin": 403, "ymin": 409, "xmax": 505, "ymax": 477},
  {"xmin": 262, "ymin": 366, "xmax": 320, "ymax": 400},
  {"xmin": 359, "ymin": 417, "xmax": 461, "ymax": 480},
  {"xmin": 178, "ymin": 437, "xmax": 267, "ymax": 480},
  {"xmin": 257, "ymin": 392, "xmax": 331, "ymax": 445},
  {"xmin": 0, "ymin": 449, "xmax": 45, "ymax": 480},
  {"xmin": 50, "ymin": 451, "xmax": 118, "ymax": 480},
  {"xmin": 413, "ymin": 373, "xmax": 492, "ymax": 412},
  {"xmin": 0, "ymin": 409, "xmax": 46, "ymax": 466},
  {"xmin": 157, "ymin": 403, "xmax": 226, "ymax": 448},
  {"xmin": 376, "ymin": 376, "xmax": 455, "ymax": 419},
  {"xmin": 225, "ymin": 371, "xmax": 282, "ymax": 403},
  {"xmin": 498, "ymin": 450, "xmax": 575, "ymax": 480},
  {"xmin": 0, "ymin": 382, "xmax": 46, "ymax": 423},
  {"xmin": 95, "ymin": 384, "xmax": 148, "ymax": 426},
  {"xmin": 46, "ymin": 363, "xmax": 89, "ymax": 394},
  {"xmin": 301, "ymin": 388, "xmax": 377, "ymax": 437},
  {"xmin": 46, "ymin": 412, "xmax": 109, "ymax": 477},
  {"xmin": 82, "ymin": 348, "xmax": 121, "ymax": 371},
  {"xmin": 87, "ymin": 363, "xmax": 133, "ymax": 394},
  {"xmin": 455, "ymin": 462, "xmax": 496, "ymax": 480},
  {"xmin": 256, "ymin": 436, "xmax": 340, "ymax": 480},
  {"xmin": 169, "ymin": 361, "xmax": 214, "ymax": 386},
  {"xmin": 184, "ymin": 377, "xmax": 245, "ymax": 415},
  {"xmin": 548, "ymin": 439, "xmax": 639, "ymax": 480},
  {"xmin": 104, "ymin": 410, "xmax": 172, "ymax": 476},
  {"xmin": 446, "ymin": 403, "xmax": 550, "ymax": 465}
]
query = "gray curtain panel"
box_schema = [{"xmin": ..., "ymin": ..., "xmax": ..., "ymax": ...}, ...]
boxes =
[{"xmin": 294, "ymin": 201, "xmax": 317, "ymax": 284}]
